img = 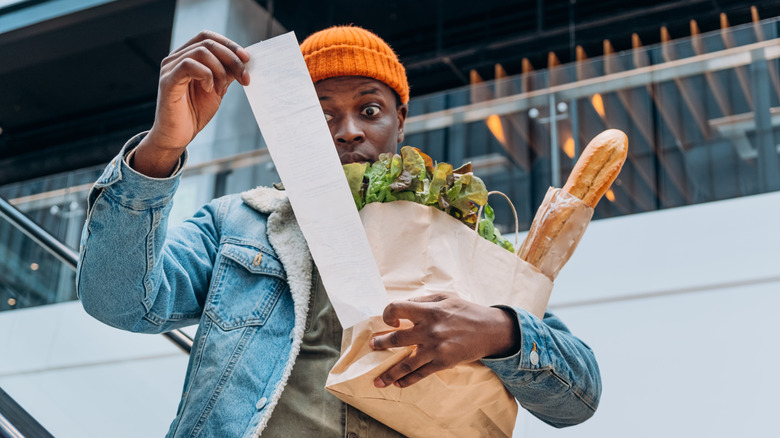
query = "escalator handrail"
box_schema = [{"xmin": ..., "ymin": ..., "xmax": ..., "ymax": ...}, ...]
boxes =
[
  {"xmin": 0, "ymin": 195, "xmax": 193, "ymax": 354},
  {"xmin": 0, "ymin": 197, "xmax": 77, "ymax": 271},
  {"xmin": 0, "ymin": 387, "xmax": 54, "ymax": 438}
]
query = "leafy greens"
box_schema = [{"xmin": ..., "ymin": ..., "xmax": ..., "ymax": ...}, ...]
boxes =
[{"xmin": 343, "ymin": 146, "xmax": 514, "ymax": 252}]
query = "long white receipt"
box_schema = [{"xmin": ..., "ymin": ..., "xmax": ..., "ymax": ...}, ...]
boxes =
[{"xmin": 242, "ymin": 32, "xmax": 388, "ymax": 328}]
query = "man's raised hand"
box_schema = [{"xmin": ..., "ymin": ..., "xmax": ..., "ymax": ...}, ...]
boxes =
[{"xmin": 134, "ymin": 31, "xmax": 251, "ymax": 177}]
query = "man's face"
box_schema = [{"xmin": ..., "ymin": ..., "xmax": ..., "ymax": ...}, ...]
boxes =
[{"xmin": 315, "ymin": 76, "xmax": 408, "ymax": 164}]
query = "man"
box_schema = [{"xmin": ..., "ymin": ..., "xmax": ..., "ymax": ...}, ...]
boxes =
[{"xmin": 77, "ymin": 26, "xmax": 601, "ymax": 437}]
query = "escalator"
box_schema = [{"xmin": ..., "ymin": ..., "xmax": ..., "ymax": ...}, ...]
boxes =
[
  {"xmin": 0, "ymin": 197, "xmax": 78, "ymax": 313},
  {"xmin": 0, "ymin": 196, "xmax": 193, "ymax": 351},
  {"xmin": 0, "ymin": 195, "xmax": 193, "ymax": 436},
  {"xmin": 0, "ymin": 387, "xmax": 53, "ymax": 438}
]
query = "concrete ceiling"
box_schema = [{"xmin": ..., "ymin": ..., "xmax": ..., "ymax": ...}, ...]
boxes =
[{"xmin": 0, "ymin": 0, "xmax": 174, "ymax": 184}]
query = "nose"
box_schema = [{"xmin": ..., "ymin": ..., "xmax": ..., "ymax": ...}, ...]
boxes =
[{"xmin": 334, "ymin": 115, "xmax": 364, "ymax": 145}]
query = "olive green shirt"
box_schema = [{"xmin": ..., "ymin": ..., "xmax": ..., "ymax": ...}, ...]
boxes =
[{"xmin": 263, "ymin": 270, "xmax": 405, "ymax": 437}]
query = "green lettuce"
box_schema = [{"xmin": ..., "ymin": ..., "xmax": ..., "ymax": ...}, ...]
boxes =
[
  {"xmin": 477, "ymin": 204, "xmax": 515, "ymax": 252},
  {"xmin": 344, "ymin": 146, "xmax": 513, "ymax": 252},
  {"xmin": 343, "ymin": 162, "xmax": 369, "ymax": 209}
]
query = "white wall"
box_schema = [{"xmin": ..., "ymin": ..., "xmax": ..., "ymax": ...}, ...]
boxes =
[
  {"xmin": 518, "ymin": 280, "xmax": 778, "ymax": 437},
  {"xmin": 2, "ymin": 192, "xmax": 778, "ymax": 437}
]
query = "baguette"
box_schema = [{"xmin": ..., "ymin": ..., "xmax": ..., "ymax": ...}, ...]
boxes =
[
  {"xmin": 562, "ymin": 129, "xmax": 628, "ymax": 207},
  {"xmin": 518, "ymin": 129, "xmax": 628, "ymax": 278}
]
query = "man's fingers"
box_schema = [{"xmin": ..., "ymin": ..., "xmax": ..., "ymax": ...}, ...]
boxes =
[
  {"xmin": 408, "ymin": 293, "xmax": 448, "ymax": 304},
  {"xmin": 375, "ymin": 295, "xmax": 452, "ymax": 348},
  {"xmin": 165, "ymin": 40, "xmax": 248, "ymax": 88},
  {"xmin": 166, "ymin": 58, "xmax": 215, "ymax": 93},
  {"xmin": 395, "ymin": 363, "xmax": 444, "ymax": 388},
  {"xmin": 373, "ymin": 349, "xmax": 430, "ymax": 388},
  {"xmin": 197, "ymin": 39, "xmax": 249, "ymax": 86},
  {"xmin": 370, "ymin": 327, "xmax": 422, "ymax": 351},
  {"xmin": 166, "ymin": 34, "xmax": 250, "ymax": 87},
  {"xmin": 172, "ymin": 30, "xmax": 249, "ymax": 63},
  {"xmin": 381, "ymin": 300, "xmax": 431, "ymax": 327},
  {"xmin": 164, "ymin": 47, "xmax": 228, "ymax": 92}
]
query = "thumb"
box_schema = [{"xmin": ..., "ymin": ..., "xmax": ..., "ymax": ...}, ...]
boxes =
[{"xmin": 408, "ymin": 293, "xmax": 449, "ymax": 304}]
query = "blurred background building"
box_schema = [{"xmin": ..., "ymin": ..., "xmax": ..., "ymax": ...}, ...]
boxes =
[{"xmin": 0, "ymin": 0, "xmax": 778, "ymax": 436}]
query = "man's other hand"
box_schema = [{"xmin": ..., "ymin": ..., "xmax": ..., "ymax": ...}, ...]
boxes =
[{"xmin": 369, "ymin": 294, "xmax": 521, "ymax": 388}]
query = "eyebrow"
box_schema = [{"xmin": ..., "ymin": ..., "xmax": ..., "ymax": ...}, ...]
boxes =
[
  {"xmin": 355, "ymin": 88, "xmax": 380, "ymax": 98},
  {"xmin": 317, "ymin": 86, "xmax": 382, "ymax": 101}
]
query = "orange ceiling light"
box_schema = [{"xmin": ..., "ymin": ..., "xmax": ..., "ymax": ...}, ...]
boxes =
[
  {"xmin": 605, "ymin": 189, "xmax": 616, "ymax": 202},
  {"xmin": 591, "ymin": 93, "xmax": 606, "ymax": 118},
  {"xmin": 563, "ymin": 137, "xmax": 575, "ymax": 158},
  {"xmin": 486, "ymin": 114, "xmax": 507, "ymax": 146}
]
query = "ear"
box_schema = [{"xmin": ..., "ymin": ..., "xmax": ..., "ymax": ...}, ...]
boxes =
[{"xmin": 396, "ymin": 104, "xmax": 408, "ymax": 143}]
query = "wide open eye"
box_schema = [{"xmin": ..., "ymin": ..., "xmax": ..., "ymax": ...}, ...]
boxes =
[
  {"xmin": 324, "ymin": 112, "xmax": 333, "ymax": 122},
  {"xmin": 361, "ymin": 105, "xmax": 381, "ymax": 117}
]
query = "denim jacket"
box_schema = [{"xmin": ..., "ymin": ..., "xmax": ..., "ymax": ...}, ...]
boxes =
[{"xmin": 77, "ymin": 135, "xmax": 601, "ymax": 437}]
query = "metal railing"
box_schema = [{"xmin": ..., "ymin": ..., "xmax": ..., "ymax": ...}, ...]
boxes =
[
  {"xmin": 0, "ymin": 196, "xmax": 193, "ymax": 354},
  {"xmin": 0, "ymin": 387, "xmax": 53, "ymax": 438}
]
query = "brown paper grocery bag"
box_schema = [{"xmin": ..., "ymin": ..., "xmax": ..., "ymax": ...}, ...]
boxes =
[{"xmin": 326, "ymin": 201, "xmax": 553, "ymax": 438}]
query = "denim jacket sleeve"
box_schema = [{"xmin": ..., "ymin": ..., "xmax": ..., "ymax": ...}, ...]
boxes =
[
  {"xmin": 481, "ymin": 306, "xmax": 602, "ymax": 428},
  {"xmin": 76, "ymin": 133, "xmax": 218, "ymax": 333}
]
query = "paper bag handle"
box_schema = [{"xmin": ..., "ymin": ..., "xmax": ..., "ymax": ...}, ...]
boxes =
[{"xmin": 476, "ymin": 190, "xmax": 520, "ymax": 251}]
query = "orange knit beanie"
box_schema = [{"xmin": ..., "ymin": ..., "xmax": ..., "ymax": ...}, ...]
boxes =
[{"xmin": 300, "ymin": 26, "xmax": 410, "ymax": 104}]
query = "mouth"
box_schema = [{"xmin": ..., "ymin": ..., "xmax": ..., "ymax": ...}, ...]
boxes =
[{"xmin": 339, "ymin": 152, "xmax": 372, "ymax": 164}]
